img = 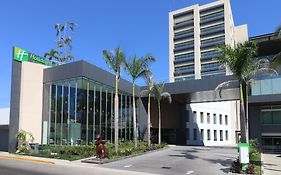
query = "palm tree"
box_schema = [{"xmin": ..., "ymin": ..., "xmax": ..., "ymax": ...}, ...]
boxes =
[
  {"xmin": 44, "ymin": 48, "xmax": 60, "ymax": 60},
  {"xmin": 215, "ymin": 41, "xmax": 276, "ymax": 143},
  {"xmin": 103, "ymin": 47, "xmax": 125, "ymax": 152},
  {"xmin": 271, "ymin": 25, "xmax": 281, "ymax": 67},
  {"xmin": 151, "ymin": 82, "xmax": 172, "ymax": 144},
  {"xmin": 45, "ymin": 21, "xmax": 77, "ymax": 63},
  {"xmin": 124, "ymin": 55, "xmax": 155, "ymax": 148},
  {"xmin": 140, "ymin": 72, "xmax": 154, "ymax": 146}
]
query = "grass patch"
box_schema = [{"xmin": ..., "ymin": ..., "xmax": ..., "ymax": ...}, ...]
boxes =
[{"xmin": 19, "ymin": 141, "xmax": 167, "ymax": 161}]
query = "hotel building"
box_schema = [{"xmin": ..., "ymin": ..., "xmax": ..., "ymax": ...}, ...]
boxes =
[{"xmin": 169, "ymin": 0, "xmax": 248, "ymax": 82}]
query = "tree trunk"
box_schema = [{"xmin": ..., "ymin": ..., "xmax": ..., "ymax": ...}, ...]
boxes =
[
  {"xmin": 158, "ymin": 101, "xmax": 161, "ymax": 145},
  {"xmin": 245, "ymin": 83, "xmax": 249, "ymax": 143},
  {"xmin": 133, "ymin": 83, "xmax": 137, "ymax": 148},
  {"xmin": 147, "ymin": 93, "xmax": 151, "ymax": 146},
  {"xmin": 114, "ymin": 76, "xmax": 119, "ymax": 153},
  {"xmin": 239, "ymin": 82, "xmax": 247, "ymax": 143}
]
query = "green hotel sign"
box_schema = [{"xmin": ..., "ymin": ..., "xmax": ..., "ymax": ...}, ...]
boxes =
[{"xmin": 13, "ymin": 47, "xmax": 55, "ymax": 66}]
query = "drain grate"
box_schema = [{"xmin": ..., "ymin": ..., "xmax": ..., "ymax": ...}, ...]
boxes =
[{"xmin": 161, "ymin": 166, "xmax": 171, "ymax": 169}]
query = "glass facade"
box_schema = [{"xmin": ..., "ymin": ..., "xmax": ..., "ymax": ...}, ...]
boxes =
[
  {"xmin": 251, "ymin": 76, "xmax": 281, "ymax": 96},
  {"xmin": 44, "ymin": 77, "xmax": 134, "ymax": 145},
  {"xmin": 261, "ymin": 109, "xmax": 281, "ymax": 125}
]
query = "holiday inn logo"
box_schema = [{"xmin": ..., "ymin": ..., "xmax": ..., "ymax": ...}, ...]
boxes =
[
  {"xmin": 14, "ymin": 47, "xmax": 29, "ymax": 62},
  {"xmin": 13, "ymin": 47, "xmax": 55, "ymax": 66}
]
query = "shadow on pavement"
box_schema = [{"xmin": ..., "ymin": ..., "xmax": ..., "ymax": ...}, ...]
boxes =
[
  {"xmin": 202, "ymin": 158, "xmax": 233, "ymax": 167},
  {"xmin": 168, "ymin": 152, "xmax": 198, "ymax": 159},
  {"xmin": 264, "ymin": 167, "xmax": 281, "ymax": 172}
]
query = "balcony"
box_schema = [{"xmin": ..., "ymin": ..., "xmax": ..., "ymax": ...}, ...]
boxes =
[
  {"xmin": 201, "ymin": 37, "xmax": 225, "ymax": 49},
  {"xmin": 201, "ymin": 62, "xmax": 221, "ymax": 73},
  {"xmin": 174, "ymin": 53, "xmax": 194, "ymax": 64},
  {"xmin": 174, "ymin": 42, "xmax": 194, "ymax": 52},
  {"xmin": 174, "ymin": 65, "xmax": 195, "ymax": 76},
  {"xmin": 200, "ymin": 24, "xmax": 224, "ymax": 36},
  {"xmin": 175, "ymin": 76, "xmax": 195, "ymax": 82},
  {"xmin": 174, "ymin": 19, "xmax": 194, "ymax": 30},
  {"xmin": 174, "ymin": 30, "xmax": 194, "ymax": 40},
  {"xmin": 200, "ymin": 12, "xmax": 224, "ymax": 24},
  {"xmin": 201, "ymin": 51, "xmax": 223, "ymax": 61},
  {"xmin": 251, "ymin": 75, "xmax": 281, "ymax": 96},
  {"xmin": 201, "ymin": 71, "xmax": 225, "ymax": 78}
]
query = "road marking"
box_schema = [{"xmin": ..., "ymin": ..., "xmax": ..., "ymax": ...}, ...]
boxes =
[
  {"xmin": 186, "ymin": 170, "xmax": 194, "ymax": 174},
  {"xmin": 0, "ymin": 155, "xmax": 55, "ymax": 164},
  {"xmin": 124, "ymin": 164, "xmax": 132, "ymax": 168}
]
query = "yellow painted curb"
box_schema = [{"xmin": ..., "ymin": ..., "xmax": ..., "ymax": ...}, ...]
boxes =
[{"xmin": 0, "ymin": 155, "xmax": 55, "ymax": 164}]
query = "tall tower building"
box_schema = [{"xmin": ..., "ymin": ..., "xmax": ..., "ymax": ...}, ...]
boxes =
[{"xmin": 169, "ymin": 0, "xmax": 248, "ymax": 82}]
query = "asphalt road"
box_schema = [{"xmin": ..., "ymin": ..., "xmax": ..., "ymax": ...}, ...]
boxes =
[
  {"xmin": 0, "ymin": 146, "xmax": 237, "ymax": 175},
  {"xmin": 0, "ymin": 158, "xmax": 157, "ymax": 175},
  {"xmin": 101, "ymin": 145, "xmax": 237, "ymax": 175}
]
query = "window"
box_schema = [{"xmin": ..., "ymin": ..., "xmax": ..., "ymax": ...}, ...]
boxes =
[
  {"xmin": 225, "ymin": 115, "xmax": 228, "ymax": 125},
  {"xmin": 200, "ymin": 112, "xmax": 204, "ymax": 123},
  {"xmin": 220, "ymin": 130, "xmax": 223, "ymax": 141},
  {"xmin": 207, "ymin": 129, "xmax": 210, "ymax": 140},
  {"xmin": 200, "ymin": 129, "xmax": 204, "ymax": 140},
  {"xmin": 193, "ymin": 128, "xmax": 197, "ymax": 140},
  {"xmin": 214, "ymin": 130, "xmax": 217, "ymax": 141},
  {"xmin": 213, "ymin": 114, "xmax": 217, "ymax": 124},
  {"xmin": 261, "ymin": 110, "xmax": 281, "ymax": 125},
  {"xmin": 187, "ymin": 110, "xmax": 190, "ymax": 122},
  {"xmin": 186, "ymin": 128, "xmax": 190, "ymax": 140},
  {"xmin": 219, "ymin": 114, "xmax": 223, "ymax": 125},
  {"xmin": 207, "ymin": 113, "xmax": 210, "ymax": 124},
  {"xmin": 225, "ymin": 130, "xmax": 228, "ymax": 141},
  {"xmin": 273, "ymin": 111, "xmax": 281, "ymax": 124},
  {"xmin": 193, "ymin": 111, "xmax": 197, "ymax": 123}
]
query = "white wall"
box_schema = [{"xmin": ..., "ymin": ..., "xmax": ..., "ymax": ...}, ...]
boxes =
[
  {"xmin": 186, "ymin": 100, "xmax": 239, "ymax": 146},
  {"xmin": 19, "ymin": 62, "xmax": 46, "ymax": 144},
  {"xmin": 234, "ymin": 24, "xmax": 248, "ymax": 44}
]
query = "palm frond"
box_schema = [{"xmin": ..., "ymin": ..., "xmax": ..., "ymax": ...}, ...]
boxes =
[
  {"xmin": 124, "ymin": 55, "xmax": 154, "ymax": 82},
  {"xmin": 103, "ymin": 50, "xmax": 114, "ymax": 71},
  {"xmin": 103, "ymin": 48, "xmax": 125, "ymax": 78},
  {"xmin": 276, "ymin": 24, "xmax": 281, "ymax": 37},
  {"xmin": 145, "ymin": 72, "xmax": 154, "ymax": 90},
  {"xmin": 161, "ymin": 92, "xmax": 172, "ymax": 104},
  {"xmin": 67, "ymin": 22, "xmax": 77, "ymax": 32},
  {"xmin": 55, "ymin": 23, "xmax": 62, "ymax": 36},
  {"xmin": 151, "ymin": 82, "xmax": 172, "ymax": 103},
  {"xmin": 140, "ymin": 89, "xmax": 150, "ymax": 97},
  {"xmin": 271, "ymin": 52, "xmax": 281, "ymax": 69},
  {"xmin": 215, "ymin": 79, "xmax": 238, "ymax": 98}
]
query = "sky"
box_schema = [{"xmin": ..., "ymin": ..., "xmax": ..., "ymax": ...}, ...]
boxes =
[{"xmin": 0, "ymin": 0, "xmax": 280, "ymax": 108}]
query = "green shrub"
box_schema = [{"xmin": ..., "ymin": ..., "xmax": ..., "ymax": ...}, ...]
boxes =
[
  {"xmin": 249, "ymin": 139, "xmax": 260, "ymax": 161},
  {"xmin": 16, "ymin": 130, "xmax": 34, "ymax": 153},
  {"xmin": 24, "ymin": 141, "xmax": 167, "ymax": 161}
]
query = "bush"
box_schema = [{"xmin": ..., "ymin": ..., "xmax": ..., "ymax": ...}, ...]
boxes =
[
  {"xmin": 249, "ymin": 139, "xmax": 260, "ymax": 161},
  {"xmin": 231, "ymin": 140, "xmax": 261, "ymax": 174},
  {"xmin": 24, "ymin": 141, "xmax": 167, "ymax": 161},
  {"xmin": 16, "ymin": 130, "xmax": 34, "ymax": 153}
]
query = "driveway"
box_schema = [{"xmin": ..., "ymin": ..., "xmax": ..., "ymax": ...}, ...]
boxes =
[
  {"xmin": 262, "ymin": 153, "xmax": 281, "ymax": 175},
  {"xmin": 101, "ymin": 145, "xmax": 237, "ymax": 175}
]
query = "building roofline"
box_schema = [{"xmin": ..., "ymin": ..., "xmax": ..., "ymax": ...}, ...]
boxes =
[{"xmin": 250, "ymin": 32, "xmax": 277, "ymax": 40}]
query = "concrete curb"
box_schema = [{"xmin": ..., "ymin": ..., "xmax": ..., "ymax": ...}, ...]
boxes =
[
  {"xmin": 0, "ymin": 155, "xmax": 55, "ymax": 164},
  {"xmin": 261, "ymin": 153, "xmax": 264, "ymax": 175},
  {"xmin": 82, "ymin": 146, "xmax": 170, "ymax": 164}
]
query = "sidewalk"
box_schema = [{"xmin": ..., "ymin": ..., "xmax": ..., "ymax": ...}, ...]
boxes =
[
  {"xmin": 262, "ymin": 153, "xmax": 281, "ymax": 175},
  {"xmin": 0, "ymin": 151, "xmax": 78, "ymax": 165}
]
